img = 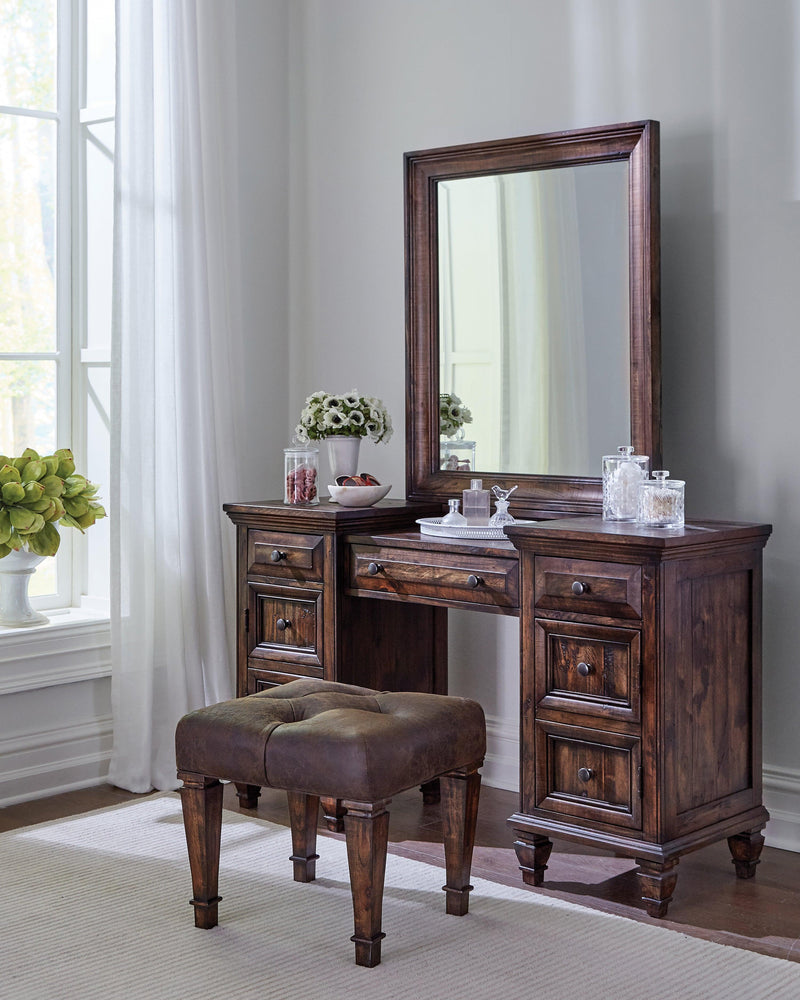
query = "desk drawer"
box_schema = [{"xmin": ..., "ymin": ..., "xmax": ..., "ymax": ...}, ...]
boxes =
[
  {"xmin": 248, "ymin": 530, "xmax": 324, "ymax": 582},
  {"xmin": 535, "ymin": 619, "xmax": 641, "ymax": 723},
  {"xmin": 349, "ymin": 542, "xmax": 519, "ymax": 611},
  {"xmin": 534, "ymin": 556, "xmax": 642, "ymax": 620},
  {"xmin": 534, "ymin": 721, "xmax": 641, "ymax": 831},
  {"xmin": 246, "ymin": 582, "xmax": 323, "ymax": 668}
]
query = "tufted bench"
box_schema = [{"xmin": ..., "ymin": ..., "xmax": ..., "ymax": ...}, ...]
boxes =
[{"xmin": 175, "ymin": 678, "xmax": 486, "ymax": 967}]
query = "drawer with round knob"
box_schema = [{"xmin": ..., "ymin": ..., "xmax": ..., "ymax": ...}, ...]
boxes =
[
  {"xmin": 534, "ymin": 556, "xmax": 642, "ymax": 620},
  {"xmin": 246, "ymin": 582, "xmax": 323, "ymax": 669},
  {"xmin": 248, "ymin": 530, "xmax": 325, "ymax": 583},
  {"xmin": 348, "ymin": 542, "xmax": 519, "ymax": 612},
  {"xmin": 532, "ymin": 720, "xmax": 642, "ymax": 831},
  {"xmin": 534, "ymin": 619, "xmax": 641, "ymax": 722}
]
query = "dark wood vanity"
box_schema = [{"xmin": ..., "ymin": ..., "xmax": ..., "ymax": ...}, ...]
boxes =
[{"xmin": 224, "ymin": 120, "xmax": 771, "ymax": 916}]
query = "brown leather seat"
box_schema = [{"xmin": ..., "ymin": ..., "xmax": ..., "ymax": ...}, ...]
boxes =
[{"xmin": 175, "ymin": 678, "xmax": 486, "ymax": 967}]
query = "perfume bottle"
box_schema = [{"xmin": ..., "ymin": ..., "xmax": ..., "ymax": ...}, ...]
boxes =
[
  {"xmin": 441, "ymin": 498, "xmax": 467, "ymax": 525},
  {"xmin": 462, "ymin": 478, "xmax": 491, "ymax": 525},
  {"xmin": 489, "ymin": 484, "xmax": 518, "ymax": 527}
]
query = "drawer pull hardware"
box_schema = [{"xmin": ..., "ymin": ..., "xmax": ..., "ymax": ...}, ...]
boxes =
[
  {"xmin": 275, "ymin": 618, "xmax": 291, "ymax": 631},
  {"xmin": 367, "ymin": 562, "xmax": 383, "ymax": 576},
  {"xmin": 270, "ymin": 549, "xmax": 287, "ymax": 562},
  {"xmin": 571, "ymin": 580, "xmax": 589, "ymax": 595},
  {"xmin": 576, "ymin": 661, "xmax": 593, "ymax": 677},
  {"xmin": 578, "ymin": 767, "xmax": 594, "ymax": 783},
  {"xmin": 466, "ymin": 574, "xmax": 483, "ymax": 589}
]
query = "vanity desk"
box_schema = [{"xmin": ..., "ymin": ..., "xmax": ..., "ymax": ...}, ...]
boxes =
[{"xmin": 223, "ymin": 498, "xmax": 771, "ymax": 917}]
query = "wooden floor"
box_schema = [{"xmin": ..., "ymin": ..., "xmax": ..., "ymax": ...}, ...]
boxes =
[{"xmin": 3, "ymin": 781, "xmax": 799, "ymax": 965}]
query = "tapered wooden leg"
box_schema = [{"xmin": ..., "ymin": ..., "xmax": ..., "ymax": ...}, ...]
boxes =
[
  {"xmin": 287, "ymin": 791, "xmax": 320, "ymax": 883},
  {"xmin": 636, "ymin": 857, "xmax": 679, "ymax": 917},
  {"xmin": 513, "ymin": 832, "xmax": 553, "ymax": 887},
  {"xmin": 440, "ymin": 763, "xmax": 481, "ymax": 915},
  {"xmin": 321, "ymin": 795, "xmax": 346, "ymax": 832},
  {"xmin": 178, "ymin": 771, "xmax": 223, "ymax": 929},
  {"xmin": 728, "ymin": 828, "xmax": 765, "ymax": 879},
  {"xmin": 342, "ymin": 799, "xmax": 390, "ymax": 968},
  {"xmin": 233, "ymin": 782, "xmax": 261, "ymax": 809}
]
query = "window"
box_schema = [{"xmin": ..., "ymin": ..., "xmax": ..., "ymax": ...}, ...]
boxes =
[{"xmin": 0, "ymin": 0, "xmax": 113, "ymax": 616}]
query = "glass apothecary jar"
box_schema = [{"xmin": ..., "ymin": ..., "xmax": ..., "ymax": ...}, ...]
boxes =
[
  {"xmin": 284, "ymin": 444, "xmax": 319, "ymax": 505},
  {"xmin": 602, "ymin": 446, "xmax": 649, "ymax": 521},
  {"xmin": 637, "ymin": 470, "xmax": 685, "ymax": 528},
  {"xmin": 440, "ymin": 437, "xmax": 477, "ymax": 473}
]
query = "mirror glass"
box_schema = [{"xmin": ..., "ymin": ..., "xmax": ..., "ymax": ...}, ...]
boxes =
[{"xmin": 438, "ymin": 161, "xmax": 630, "ymax": 477}]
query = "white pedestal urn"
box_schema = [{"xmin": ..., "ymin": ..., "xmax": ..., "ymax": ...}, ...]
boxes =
[
  {"xmin": 0, "ymin": 547, "xmax": 48, "ymax": 628},
  {"xmin": 326, "ymin": 435, "xmax": 361, "ymax": 483}
]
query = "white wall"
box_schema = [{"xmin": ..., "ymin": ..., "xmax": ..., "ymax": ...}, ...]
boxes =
[{"xmin": 289, "ymin": 0, "xmax": 800, "ymax": 849}]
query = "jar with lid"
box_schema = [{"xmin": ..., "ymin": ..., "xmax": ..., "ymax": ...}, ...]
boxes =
[
  {"xmin": 602, "ymin": 446, "xmax": 649, "ymax": 521},
  {"xmin": 284, "ymin": 444, "xmax": 319, "ymax": 505},
  {"xmin": 637, "ymin": 470, "xmax": 685, "ymax": 528}
]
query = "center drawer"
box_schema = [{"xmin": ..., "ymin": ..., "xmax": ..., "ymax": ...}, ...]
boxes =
[{"xmin": 348, "ymin": 542, "xmax": 519, "ymax": 612}]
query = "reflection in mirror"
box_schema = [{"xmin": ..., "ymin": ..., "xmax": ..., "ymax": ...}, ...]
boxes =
[{"xmin": 438, "ymin": 161, "xmax": 630, "ymax": 477}]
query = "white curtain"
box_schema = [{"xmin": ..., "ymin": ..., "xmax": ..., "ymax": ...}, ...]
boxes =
[{"xmin": 108, "ymin": 0, "xmax": 243, "ymax": 792}]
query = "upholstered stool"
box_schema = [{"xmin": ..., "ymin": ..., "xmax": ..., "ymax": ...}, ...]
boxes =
[{"xmin": 175, "ymin": 678, "xmax": 486, "ymax": 967}]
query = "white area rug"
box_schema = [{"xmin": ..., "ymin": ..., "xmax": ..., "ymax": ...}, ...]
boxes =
[{"xmin": 5, "ymin": 795, "xmax": 800, "ymax": 999}]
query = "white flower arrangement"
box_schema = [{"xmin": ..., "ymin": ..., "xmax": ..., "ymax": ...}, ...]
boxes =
[
  {"xmin": 294, "ymin": 391, "xmax": 393, "ymax": 444},
  {"xmin": 439, "ymin": 392, "xmax": 472, "ymax": 438}
]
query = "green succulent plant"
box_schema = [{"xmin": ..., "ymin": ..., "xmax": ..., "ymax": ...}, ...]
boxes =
[{"xmin": 0, "ymin": 448, "xmax": 106, "ymax": 559}]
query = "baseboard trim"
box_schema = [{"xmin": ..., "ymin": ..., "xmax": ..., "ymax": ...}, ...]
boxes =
[
  {"xmin": 480, "ymin": 714, "xmax": 519, "ymax": 793},
  {"xmin": 763, "ymin": 765, "xmax": 800, "ymax": 853}
]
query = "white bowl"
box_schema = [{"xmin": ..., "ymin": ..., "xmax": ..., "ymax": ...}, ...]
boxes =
[{"xmin": 328, "ymin": 483, "xmax": 392, "ymax": 507}]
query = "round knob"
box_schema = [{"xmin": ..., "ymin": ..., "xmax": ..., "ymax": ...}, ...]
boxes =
[
  {"xmin": 571, "ymin": 580, "xmax": 588, "ymax": 595},
  {"xmin": 270, "ymin": 549, "xmax": 286, "ymax": 562},
  {"xmin": 275, "ymin": 618, "xmax": 290, "ymax": 631},
  {"xmin": 367, "ymin": 562, "xmax": 383, "ymax": 576},
  {"xmin": 578, "ymin": 767, "xmax": 594, "ymax": 783},
  {"xmin": 576, "ymin": 661, "xmax": 593, "ymax": 677},
  {"xmin": 466, "ymin": 574, "xmax": 482, "ymax": 589}
]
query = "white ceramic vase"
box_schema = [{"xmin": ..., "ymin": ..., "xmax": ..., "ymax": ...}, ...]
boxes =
[
  {"xmin": 326, "ymin": 435, "xmax": 361, "ymax": 483},
  {"xmin": 0, "ymin": 547, "xmax": 48, "ymax": 628}
]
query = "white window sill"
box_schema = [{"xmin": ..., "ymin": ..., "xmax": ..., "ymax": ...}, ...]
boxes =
[{"xmin": 0, "ymin": 608, "xmax": 111, "ymax": 695}]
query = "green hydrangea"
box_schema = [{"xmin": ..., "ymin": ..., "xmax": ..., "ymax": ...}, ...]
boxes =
[{"xmin": 0, "ymin": 448, "xmax": 106, "ymax": 559}]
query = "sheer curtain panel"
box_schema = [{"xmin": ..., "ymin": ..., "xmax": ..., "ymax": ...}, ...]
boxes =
[{"xmin": 109, "ymin": 0, "xmax": 243, "ymax": 792}]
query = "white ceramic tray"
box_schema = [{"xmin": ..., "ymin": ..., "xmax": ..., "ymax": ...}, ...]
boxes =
[{"xmin": 415, "ymin": 517, "xmax": 536, "ymax": 539}]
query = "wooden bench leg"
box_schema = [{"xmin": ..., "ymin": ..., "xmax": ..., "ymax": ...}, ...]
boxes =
[
  {"xmin": 178, "ymin": 771, "xmax": 223, "ymax": 929},
  {"xmin": 287, "ymin": 791, "xmax": 320, "ymax": 882},
  {"xmin": 233, "ymin": 782, "xmax": 261, "ymax": 809},
  {"xmin": 440, "ymin": 762, "xmax": 481, "ymax": 915},
  {"xmin": 342, "ymin": 798, "xmax": 390, "ymax": 968}
]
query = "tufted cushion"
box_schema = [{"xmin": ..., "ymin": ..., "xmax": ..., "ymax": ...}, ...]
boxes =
[{"xmin": 176, "ymin": 678, "xmax": 486, "ymax": 802}]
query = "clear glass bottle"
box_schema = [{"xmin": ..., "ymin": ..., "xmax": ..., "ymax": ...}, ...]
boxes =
[
  {"xmin": 284, "ymin": 443, "xmax": 319, "ymax": 505},
  {"xmin": 637, "ymin": 470, "xmax": 685, "ymax": 528},
  {"xmin": 462, "ymin": 478, "xmax": 491, "ymax": 525},
  {"xmin": 602, "ymin": 445, "xmax": 649, "ymax": 521},
  {"xmin": 441, "ymin": 498, "xmax": 467, "ymax": 525},
  {"xmin": 489, "ymin": 484, "xmax": 517, "ymax": 527}
]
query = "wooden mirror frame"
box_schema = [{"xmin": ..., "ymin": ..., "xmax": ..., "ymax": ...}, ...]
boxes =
[{"xmin": 404, "ymin": 120, "xmax": 661, "ymax": 520}]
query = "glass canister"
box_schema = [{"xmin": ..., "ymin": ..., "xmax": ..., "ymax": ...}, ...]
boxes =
[
  {"xmin": 284, "ymin": 444, "xmax": 319, "ymax": 505},
  {"xmin": 602, "ymin": 446, "xmax": 649, "ymax": 521},
  {"xmin": 440, "ymin": 437, "xmax": 477, "ymax": 473},
  {"xmin": 637, "ymin": 470, "xmax": 685, "ymax": 528}
]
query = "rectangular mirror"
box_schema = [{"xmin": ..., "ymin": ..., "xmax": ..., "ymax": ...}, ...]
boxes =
[{"xmin": 405, "ymin": 120, "xmax": 661, "ymax": 519}]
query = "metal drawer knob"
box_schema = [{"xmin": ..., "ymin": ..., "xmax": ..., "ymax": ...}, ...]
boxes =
[
  {"xmin": 571, "ymin": 580, "xmax": 588, "ymax": 595},
  {"xmin": 270, "ymin": 549, "xmax": 287, "ymax": 562},
  {"xmin": 275, "ymin": 618, "xmax": 291, "ymax": 631},
  {"xmin": 466, "ymin": 574, "xmax": 483, "ymax": 589},
  {"xmin": 367, "ymin": 562, "xmax": 383, "ymax": 576},
  {"xmin": 576, "ymin": 661, "xmax": 593, "ymax": 677},
  {"xmin": 578, "ymin": 767, "xmax": 594, "ymax": 783}
]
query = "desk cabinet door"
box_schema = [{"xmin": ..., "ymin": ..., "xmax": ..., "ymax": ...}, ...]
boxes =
[{"xmin": 246, "ymin": 581, "xmax": 324, "ymax": 672}]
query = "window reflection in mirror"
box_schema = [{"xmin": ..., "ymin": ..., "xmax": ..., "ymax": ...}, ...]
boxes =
[{"xmin": 438, "ymin": 160, "xmax": 630, "ymax": 478}]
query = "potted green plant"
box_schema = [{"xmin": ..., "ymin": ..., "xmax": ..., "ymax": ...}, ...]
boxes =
[{"xmin": 0, "ymin": 448, "xmax": 106, "ymax": 627}]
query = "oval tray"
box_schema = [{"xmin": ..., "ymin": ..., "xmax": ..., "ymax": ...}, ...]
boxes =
[{"xmin": 415, "ymin": 517, "xmax": 536, "ymax": 539}]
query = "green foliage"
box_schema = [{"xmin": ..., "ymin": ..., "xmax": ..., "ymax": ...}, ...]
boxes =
[{"xmin": 0, "ymin": 447, "xmax": 105, "ymax": 559}]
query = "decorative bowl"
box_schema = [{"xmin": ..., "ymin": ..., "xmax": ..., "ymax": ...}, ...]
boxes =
[{"xmin": 328, "ymin": 483, "xmax": 392, "ymax": 507}]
